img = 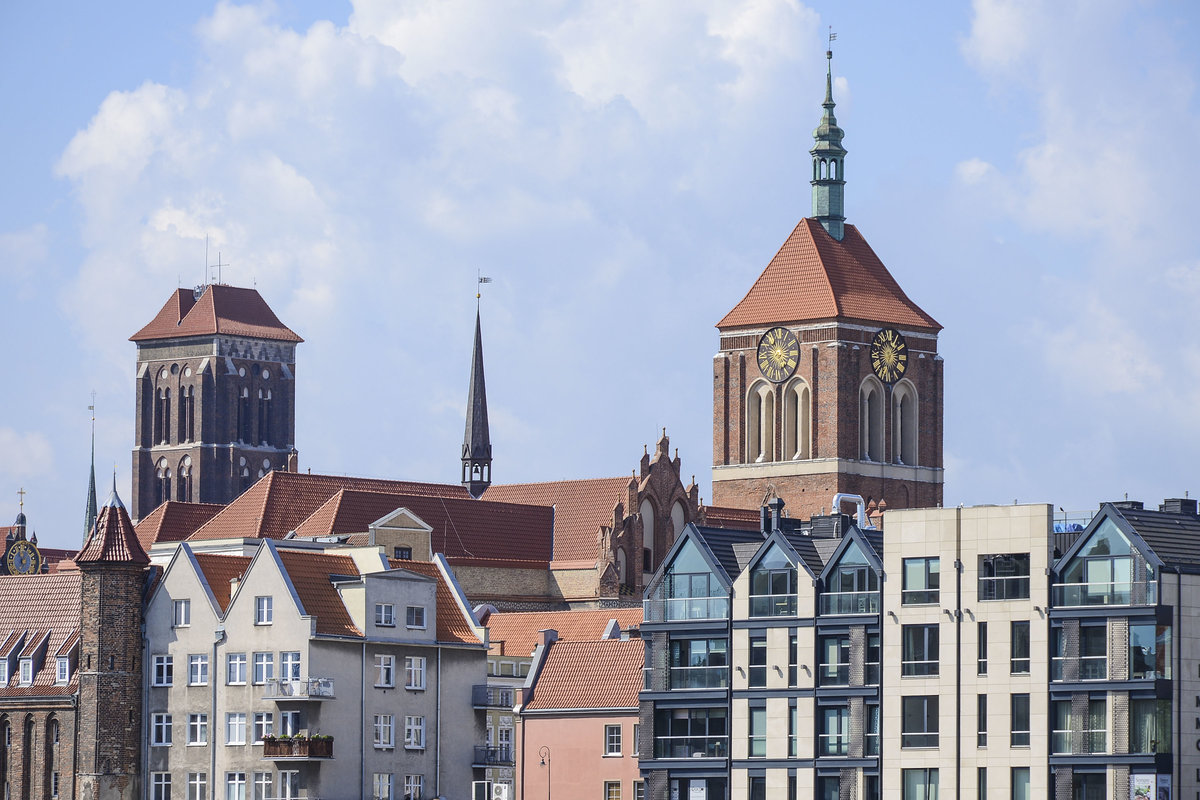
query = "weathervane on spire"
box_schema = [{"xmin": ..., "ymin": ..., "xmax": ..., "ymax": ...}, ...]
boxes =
[
  {"xmin": 828, "ymin": 26, "xmax": 837, "ymax": 54},
  {"xmin": 476, "ymin": 271, "xmax": 493, "ymax": 306}
]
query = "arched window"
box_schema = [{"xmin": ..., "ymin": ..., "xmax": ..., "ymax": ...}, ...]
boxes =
[
  {"xmin": 830, "ymin": 160, "xmax": 837, "ymax": 180},
  {"xmin": 892, "ymin": 380, "xmax": 918, "ymax": 465},
  {"xmin": 859, "ymin": 378, "xmax": 884, "ymax": 461},
  {"xmin": 616, "ymin": 548, "xmax": 628, "ymax": 586},
  {"xmin": 184, "ymin": 386, "xmax": 195, "ymax": 442},
  {"xmin": 21, "ymin": 716, "xmax": 33, "ymax": 800},
  {"xmin": 783, "ymin": 380, "xmax": 812, "ymax": 460},
  {"xmin": 640, "ymin": 499, "xmax": 656, "ymax": 574},
  {"xmin": 747, "ymin": 382, "xmax": 775, "ymax": 463},
  {"xmin": 155, "ymin": 387, "xmax": 172, "ymax": 445},
  {"xmin": 239, "ymin": 388, "xmax": 252, "ymax": 443},
  {"xmin": 670, "ymin": 501, "xmax": 686, "ymax": 546},
  {"xmin": 155, "ymin": 459, "xmax": 171, "ymax": 508},
  {"xmin": 178, "ymin": 456, "xmax": 193, "ymax": 503},
  {"xmin": 262, "ymin": 390, "xmax": 273, "ymax": 446},
  {"xmin": 43, "ymin": 717, "xmax": 57, "ymax": 800}
]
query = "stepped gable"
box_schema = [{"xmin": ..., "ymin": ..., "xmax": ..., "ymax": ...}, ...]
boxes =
[
  {"xmin": 187, "ymin": 471, "xmax": 471, "ymax": 541},
  {"xmin": 486, "ymin": 607, "xmax": 643, "ymax": 658},
  {"xmin": 192, "ymin": 554, "xmax": 252, "ymax": 612},
  {"xmin": 717, "ymin": 219, "xmax": 940, "ymax": 332},
  {"xmin": 130, "ymin": 284, "xmax": 303, "ymax": 343},
  {"xmin": 0, "ymin": 572, "xmax": 82, "ymax": 697},
  {"xmin": 482, "ymin": 477, "xmax": 631, "ymax": 563},
  {"xmin": 275, "ymin": 550, "xmax": 362, "ymax": 637},
  {"xmin": 77, "ymin": 485, "xmax": 149, "ymax": 565},
  {"xmin": 293, "ymin": 489, "xmax": 553, "ymax": 564},
  {"xmin": 135, "ymin": 501, "xmax": 225, "ymax": 551},
  {"xmin": 523, "ymin": 638, "xmax": 643, "ymax": 711},
  {"xmin": 388, "ymin": 560, "xmax": 482, "ymax": 645}
]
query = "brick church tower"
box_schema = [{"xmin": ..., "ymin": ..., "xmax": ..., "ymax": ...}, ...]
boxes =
[
  {"xmin": 74, "ymin": 480, "xmax": 150, "ymax": 800},
  {"xmin": 129, "ymin": 284, "xmax": 302, "ymax": 521},
  {"xmin": 711, "ymin": 51, "xmax": 943, "ymax": 519}
]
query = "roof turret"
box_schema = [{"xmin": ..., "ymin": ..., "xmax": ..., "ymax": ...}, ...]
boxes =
[{"xmin": 76, "ymin": 475, "xmax": 150, "ymax": 565}]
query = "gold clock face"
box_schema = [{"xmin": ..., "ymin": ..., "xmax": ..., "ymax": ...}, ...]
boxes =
[
  {"xmin": 757, "ymin": 327, "xmax": 800, "ymax": 383},
  {"xmin": 870, "ymin": 328, "xmax": 908, "ymax": 383},
  {"xmin": 6, "ymin": 540, "xmax": 40, "ymax": 576}
]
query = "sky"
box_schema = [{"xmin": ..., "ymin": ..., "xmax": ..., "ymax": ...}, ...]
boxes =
[{"xmin": 2, "ymin": 0, "xmax": 1199, "ymax": 550}]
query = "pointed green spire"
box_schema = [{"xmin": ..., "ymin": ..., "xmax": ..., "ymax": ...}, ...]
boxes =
[
  {"xmin": 85, "ymin": 399, "xmax": 98, "ymax": 539},
  {"xmin": 811, "ymin": 47, "xmax": 847, "ymax": 240}
]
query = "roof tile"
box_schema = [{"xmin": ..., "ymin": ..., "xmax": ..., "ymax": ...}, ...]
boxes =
[
  {"xmin": 486, "ymin": 607, "xmax": 642, "ymax": 658},
  {"xmin": 523, "ymin": 639, "xmax": 643, "ymax": 711},
  {"xmin": 136, "ymin": 501, "xmax": 225, "ymax": 552},
  {"xmin": 131, "ymin": 285, "xmax": 303, "ymax": 343},
  {"xmin": 193, "ymin": 554, "xmax": 252, "ymax": 612},
  {"xmin": 275, "ymin": 550, "xmax": 363, "ymax": 638},
  {"xmin": 482, "ymin": 478, "xmax": 632, "ymax": 562},
  {"xmin": 0, "ymin": 572, "xmax": 82, "ymax": 696},
  {"xmin": 387, "ymin": 560, "xmax": 482, "ymax": 645}
]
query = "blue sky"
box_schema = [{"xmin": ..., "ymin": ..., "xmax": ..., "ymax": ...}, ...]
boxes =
[{"xmin": 3, "ymin": 0, "xmax": 1199, "ymax": 549}]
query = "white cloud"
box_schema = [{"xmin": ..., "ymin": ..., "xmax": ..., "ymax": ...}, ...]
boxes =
[
  {"xmin": 0, "ymin": 430, "xmax": 54, "ymax": 483},
  {"xmin": 954, "ymin": 157, "xmax": 994, "ymax": 186}
]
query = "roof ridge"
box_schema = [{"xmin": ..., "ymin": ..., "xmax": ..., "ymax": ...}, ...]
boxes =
[{"xmin": 805, "ymin": 218, "xmax": 843, "ymax": 318}]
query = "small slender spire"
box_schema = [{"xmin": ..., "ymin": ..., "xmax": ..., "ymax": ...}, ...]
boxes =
[
  {"xmin": 810, "ymin": 38, "xmax": 848, "ymax": 240},
  {"xmin": 462, "ymin": 300, "xmax": 493, "ymax": 498},
  {"xmin": 85, "ymin": 395, "xmax": 98, "ymax": 539}
]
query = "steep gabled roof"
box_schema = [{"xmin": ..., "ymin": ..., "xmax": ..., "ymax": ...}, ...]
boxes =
[
  {"xmin": 482, "ymin": 477, "xmax": 631, "ymax": 562},
  {"xmin": 193, "ymin": 554, "xmax": 253, "ymax": 613},
  {"xmin": 0, "ymin": 572, "xmax": 82, "ymax": 697},
  {"xmin": 130, "ymin": 285, "xmax": 303, "ymax": 343},
  {"xmin": 388, "ymin": 560, "xmax": 482, "ymax": 645},
  {"xmin": 136, "ymin": 501, "xmax": 225, "ymax": 551},
  {"xmin": 523, "ymin": 639, "xmax": 643, "ymax": 712},
  {"xmin": 717, "ymin": 219, "xmax": 940, "ymax": 332},
  {"xmin": 275, "ymin": 550, "xmax": 362, "ymax": 638},
  {"xmin": 486, "ymin": 607, "xmax": 643, "ymax": 658}
]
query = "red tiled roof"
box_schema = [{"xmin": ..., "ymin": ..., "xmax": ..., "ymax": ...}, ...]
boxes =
[
  {"xmin": 701, "ymin": 505, "xmax": 761, "ymax": 530},
  {"xmin": 387, "ymin": 560, "xmax": 482, "ymax": 645},
  {"xmin": 523, "ymin": 639, "xmax": 643, "ymax": 711},
  {"xmin": 188, "ymin": 472, "xmax": 471, "ymax": 541},
  {"xmin": 294, "ymin": 489, "xmax": 553, "ymax": 563},
  {"xmin": 275, "ymin": 550, "xmax": 362, "ymax": 638},
  {"xmin": 0, "ymin": 572, "xmax": 82, "ymax": 697},
  {"xmin": 486, "ymin": 607, "xmax": 642, "ymax": 658},
  {"xmin": 136, "ymin": 501, "xmax": 225, "ymax": 552},
  {"xmin": 482, "ymin": 478, "xmax": 631, "ymax": 562},
  {"xmin": 717, "ymin": 219, "xmax": 941, "ymax": 331},
  {"xmin": 78, "ymin": 495, "xmax": 149, "ymax": 565},
  {"xmin": 130, "ymin": 285, "xmax": 303, "ymax": 343},
  {"xmin": 193, "ymin": 554, "xmax": 252, "ymax": 612}
]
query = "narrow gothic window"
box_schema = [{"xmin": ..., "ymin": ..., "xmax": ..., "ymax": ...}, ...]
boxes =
[
  {"xmin": 185, "ymin": 386, "xmax": 195, "ymax": 441},
  {"xmin": 257, "ymin": 389, "xmax": 266, "ymax": 446},
  {"xmin": 783, "ymin": 381, "xmax": 812, "ymax": 460},
  {"xmin": 239, "ymin": 388, "xmax": 252, "ymax": 443},
  {"xmin": 178, "ymin": 457, "xmax": 193, "ymax": 503},
  {"xmin": 156, "ymin": 460, "xmax": 172, "ymax": 508},
  {"xmin": 860, "ymin": 381, "xmax": 884, "ymax": 461},
  {"xmin": 747, "ymin": 383, "xmax": 775, "ymax": 462},
  {"xmin": 893, "ymin": 383, "xmax": 918, "ymax": 466},
  {"xmin": 160, "ymin": 388, "xmax": 171, "ymax": 444},
  {"xmin": 640, "ymin": 499, "xmax": 655, "ymax": 574},
  {"xmin": 262, "ymin": 390, "xmax": 273, "ymax": 446}
]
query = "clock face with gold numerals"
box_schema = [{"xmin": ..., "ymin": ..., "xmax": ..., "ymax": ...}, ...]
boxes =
[
  {"xmin": 5, "ymin": 540, "xmax": 40, "ymax": 576},
  {"xmin": 869, "ymin": 328, "xmax": 908, "ymax": 384},
  {"xmin": 757, "ymin": 327, "xmax": 800, "ymax": 383}
]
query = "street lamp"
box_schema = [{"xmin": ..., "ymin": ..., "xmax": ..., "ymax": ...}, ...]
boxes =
[{"xmin": 538, "ymin": 746, "xmax": 551, "ymax": 800}]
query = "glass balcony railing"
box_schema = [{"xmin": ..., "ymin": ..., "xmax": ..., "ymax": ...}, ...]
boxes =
[
  {"xmin": 818, "ymin": 664, "xmax": 849, "ymax": 686},
  {"xmin": 864, "ymin": 662, "xmax": 881, "ymax": 686},
  {"xmin": 901, "ymin": 659, "xmax": 938, "ymax": 677},
  {"xmin": 1051, "ymin": 656, "xmax": 1107, "ymax": 681},
  {"xmin": 1050, "ymin": 730, "xmax": 1107, "ymax": 754},
  {"xmin": 978, "ymin": 576, "xmax": 1030, "ymax": 601},
  {"xmin": 262, "ymin": 678, "xmax": 334, "ymax": 700},
  {"xmin": 1051, "ymin": 580, "xmax": 1157, "ymax": 607},
  {"xmin": 818, "ymin": 735, "xmax": 849, "ymax": 756},
  {"xmin": 653, "ymin": 735, "xmax": 728, "ymax": 759},
  {"xmin": 643, "ymin": 596, "xmax": 730, "ymax": 622},
  {"xmin": 818, "ymin": 591, "xmax": 879, "ymax": 615},
  {"xmin": 662, "ymin": 665, "xmax": 728, "ymax": 689},
  {"xmin": 865, "ymin": 732, "xmax": 880, "ymax": 755},
  {"xmin": 749, "ymin": 594, "xmax": 797, "ymax": 617}
]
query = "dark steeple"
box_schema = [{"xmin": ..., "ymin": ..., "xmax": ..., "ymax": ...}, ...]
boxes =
[
  {"xmin": 85, "ymin": 401, "xmax": 98, "ymax": 539},
  {"xmin": 811, "ymin": 47, "xmax": 847, "ymax": 241},
  {"xmin": 462, "ymin": 308, "xmax": 492, "ymax": 498}
]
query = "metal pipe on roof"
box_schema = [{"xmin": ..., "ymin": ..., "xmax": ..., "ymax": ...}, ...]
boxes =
[{"xmin": 831, "ymin": 493, "xmax": 873, "ymax": 529}]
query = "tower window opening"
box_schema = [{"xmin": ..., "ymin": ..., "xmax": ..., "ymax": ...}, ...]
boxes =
[
  {"xmin": 156, "ymin": 388, "xmax": 172, "ymax": 445},
  {"xmin": 893, "ymin": 382, "xmax": 918, "ymax": 466},
  {"xmin": 262, "ymin": 390, "xmax": 273, "ymax": 446},
  {"xmin": 747, "ymin": 384, "xmax": 775, "ymax": 463},
  {"xmin": 783, "ymin": 381, "xmax": 812, "ymax": 460},
  {"xmin": 860, "ymin": 380, "xmax": 884, "ymax": 461},
  {"xmin": 239, "ymin": 388, "xmax": 251, "ymax": 443},
  {"xmin": 155, "ymin": 459, "xmax": 172, "ymax": 508}
]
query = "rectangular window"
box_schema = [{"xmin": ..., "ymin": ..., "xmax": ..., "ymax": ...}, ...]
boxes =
[
  {"xmin": 866, "ymin": 632, "xmax": 881, "ymax": 685},
  {"xmin": 374, "ymin": 714, "xmax": 395, "ymax": 749},
  {"xmin": 902, "ymin": 557, "xmax": 939, "ymax": 604},
  {"xmin": 373, "ymin": 774, "xmax": 393, "ymax": 800},
  {"xmin": 1010, "ymin": 621, "xmax": 1030, "ymax": 674},
  {"xmin": 668, "ymin": 637, "xmax": 728, "ymax": 689},
  {"xmin": 152, "ymin": 773, "xmax": 172, "ymax": 800},
  {"xmin": 51, "ymin": 773, "xmax": 59, "ymax": 799},
  {"xmin": 978, "ymin": 621, "xmax": 987, "ymax": 675},
  {"xmin": 19, "ymin": 659, "xmax": 31, "ymax": 686},
  {"xmin": 788, "ymin": 633, "xmax": 798, "ymax": 686},
  {"xmin": 255, "ymin": 596, "xmax": 273, "ymax": 625},
  {"xmin": 404, "ymin": 656, "xmax": 426, "ymax": 689},
  {"xmin": 402, "ymin": 776, "xmax": 422, "ymax": 800},
  {"xmin": 634, "ymin": 782, "xmax": 645, "ymax": 800},
  {"xmin": 226, "ymin": 713, "xmax": 246, "ymax": 746},
  {"xmin": 748, "ymin": 707, "xmax": 766, "ymax": 757},
  {"xmin": 55, "ymin": 657, "xmax": 69, "ymax": 684},
  {"xmin": 1051, "ymin": 699, "xmax": 1071, "ymax": 754},
  {"xmin": 0, "ymin": 660, "xmax": 8, "ymax": 684},
  {"xmin": 820, "ymin": 705, "xmax": 850, "ymax": 756},
  {"xmin": 978, "ymin": 553, "xmax": 1031, "ymax": 600},
  {"xmin": 1130, "ymin": 622, "xmax": 1172, "ymax": 679},
  {"xmin": 1080, "ymin": 624, "xmax": 1107, "ymax": 679},
  {"xmin": 174, "ymin": 599, "xmax": 191, "ymax": 627},
  {"xmin": 605, "ymin": 781, "xmax": 622, "ymax": 800},
  {"xmin": 977, "ymin": 768, "xmax": 987, "ymax": 800},
  {"xmin": 788, "ymin": 705, "xmax": 799, "ymax": 757},
  {"xmin": 901, "ymin": 696, "xmax": 938, "ymax": 748},
  {"xmin": 902, "ymin": 769, "xmax": 938, "ymax": 800},
  {"xmin": 152, "ymin": 713, "xmax": 173, "ymax": 746},
  {"xmin": 818, "ymin": 634, "xmax": 850, "ymax": 686},
  {"xmin": 902, "ymin": 624, "xmax": 939, "ymax": 676},
  {"xmin": 405, "ymin": 606, "xmax": 426, "ymax": 629},
  {"xmin": 1011, "ymin": 767, "xmax": 1030, "ymax": 800},
  {"xmin": 748, "ymin": 636, "xmax": 766, "ymax": 687},
  {"xmin": 227, "ymin": 653, "xmax": 246, "ymax": 685},
  {"xmin": 252, "ymin": 653, "xmax": 273, "ymax": 685},
  {"xmin": 188, "ymin": 654, "xmax": 209, "ymax": 686},
  {"xmin": 393, "ymin": 546, "xmax": 412, "ymax": 560},
  {"xmin": 252, "ymin": 713, "xmax": 273, "ymax": 743},
  {"xmin": 278, "ymin": 711, "xmax": 301, "ymax": 737},
  {"xmin": 1130, "ymin": 698, "xmax": 1171, "ymax": 753},
  {"xmin": 865, "ymin": 704, "xmax": 880, "ymax": 756},
  {"xmin": 187, "ymin": 773, "xmax": 207, "ymax": 800},
  {"xmin": 404, "ymin": 715, "xmax": 425, "ymax": 749},
  {"xmin": 977, "ymin": 694, "xmax": 987, "ymax": 747},
  {"xmin": 605, "ymin": 724, "xmax": 622, "ymax": 755},
  {"xmin": 1085, "ymin": 697, "xmax": 1107, "ymax": 753},
  {"xmin": 251, "ymin": 773, "xmax": 272, "ymax": 800},
  {"xmin": 1010, "ymin": 693, "xmax": 1030, "ymax": 747},
  {"xmin": 188, "ymin": 713, "xmax": 208, "ymax": 745},
  {"xmin": 276, "ymin": 771, "xmax": 299, "ymax": 800},
  {"xmin": 224, "ymin": 773, "xmax": 246, "ymax": 800},
  {"xmin": 280, "ymin": 651, "xmax": 301, "ymax": 680},
  {"xmin": 814, "ymin": 777, "xmax": 837, "ymax": 800},
  {"xmin": 375, "ymin": 603, "xmax": 396, "ymax": 626},
  {"xmin": 376, "ymin": 654, "xmax": 395, "ymax": 687}
]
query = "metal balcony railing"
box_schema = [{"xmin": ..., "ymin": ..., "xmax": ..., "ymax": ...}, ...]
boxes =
[
  {"xmin": 652, "ymin": 735, "xmax": 728, "ymax": 759},
  {"xmin": 262, "ymin": 678, "xmax": 335, "ymax": 700},
  {"xmin": 472, "ymin": 685, "xmax": 515, "ymax": 709},
  {"xmin": 473, "ymin": 746, "xmax": 514, "ymax": 766}
]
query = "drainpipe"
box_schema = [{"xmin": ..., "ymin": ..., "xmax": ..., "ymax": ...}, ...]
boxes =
[
  {"xmin": 954, "ymin": 508, "xmax": 962, "ymax": 800},
  {"xmin": 211, "ymin": 627, "xmax": 224, "ymax": 800},
  {"xmin": 360, "ymin": 640, "xmax": 366, "ymax": 800},
  {"xmin": 1175, "ymin": 569, "xmax": 1181, "ymax": 787},
  {"xmin": 435, "ymin": 649, "xmax": 442, "ymax": 796}
]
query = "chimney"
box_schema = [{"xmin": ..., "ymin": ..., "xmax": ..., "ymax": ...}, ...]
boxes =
[
  {"xmin": 538, "ymin": 628, "xmax": 558, "ymax": 646},
  {"xmin": 1160, "ymin": 497, "xmax": 1198, "ymax": 516}
]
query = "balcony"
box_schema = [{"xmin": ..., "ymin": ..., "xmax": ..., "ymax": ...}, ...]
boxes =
[
  {"xmin": 818, "ymin": 734, "xmax": 849, "ymax": 757},
  {"xmin": 663, "ymin": 665, "xmax": 728, "ymax": 690},
  {"xmin": 652, "ymin": 735, "xmax": 727, "ymax": 759},
  {"xmin": 1051, "ymin": 730, "xmax": 1107, "ymax": 755},
  {"xmin": 817, "ymin": 663, "xmax": 849, "ymax": 687},
  {"xmin": 262, "ymin": 678, "xmax": 335, "ymax": 702},
  {"xmin": 262, "ymin": 736, "xmax": 334, "ymax": 760},
  {"xmin": 749, "ymin": 594, "xmax": 797, "ymax": 617},
  {"xmin": 818, "ymin": 591, "xmax": 879, "ymax": 616},
  {"xmin": 473, "ymin": 746, "xmax": 514, "ymax": 767},
  {"xmin": 472, "ymin": 685, "xmax": 515, "ymax": 709},
  {"xmin": 1050, "ymin": 656, "xmax": 1107, "ymax": 681},
  {"xmin": 978, "ymin": 575, "xmax": 1030, "ymax": 601},
  {"xmin": 643, "ymin": 596, "xmax": 729, "ymax": 623},
  {"xmin": 1051, "ymin": 580, "xmax": 1157, "ymax": 608}
]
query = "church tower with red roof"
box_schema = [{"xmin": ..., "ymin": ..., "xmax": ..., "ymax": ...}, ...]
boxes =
[
  {"xmin": 711, "ymin": 50, "xmax": 944, "ymax": 520},
  {"xmin": 129, "ymin": 284, "xmax": 303, "ymax": 521}
]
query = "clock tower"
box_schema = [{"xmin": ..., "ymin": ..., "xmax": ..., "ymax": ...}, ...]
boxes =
[{"xmin": 711, "ymin": 51, "xmax": 944, "ymax": 519}]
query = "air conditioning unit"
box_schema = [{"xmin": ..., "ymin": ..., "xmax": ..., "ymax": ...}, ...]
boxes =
[{"xmin": 492, "ymin": 784, "xmax": 510, "ymax": 800}]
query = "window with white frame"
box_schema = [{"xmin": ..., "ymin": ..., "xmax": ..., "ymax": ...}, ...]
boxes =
[
  {"xmin": 254, "ymin": 596, "xmax": 273, "ymax": 625},
  {"xmin": 251, "ymin": 772, "xmax": 272, "ymax": 800},
  {"xmin": 152, "ymin": 772, "xmax": 172, "ymax": 800},
  {"xmin": 187, "ymin": 713, "xmax": 208, "ymax": 745},
  {"xmin": 18, "ymin": 659, "xmax": 32, "ymax": 686},
  {"xmin": 634, "ymin": 782, "xmax": 645, "ymax": 800},
  {"xmin": 373, "ymin": 714, "xmax": 395, "ymax": 748},
  {"xmin": 280, "ymin": 651, "xmax": 301, "ymax": 680},
  {"xmin": 375, "ymin": 603, "xmax": 395, "ymax": 627},
  {"xmin": 279, "ymin": 711, "xmax": 301, "ymax": 736},
  {"xmin": 187, "ymin": 773, "xmax": 207, "ymax": 800},
  {"xmin": 405, "ymin": 606, "xmax": 426, "ymax": 629},
  {"xmin": 252, "ymin": 653, "xmax": 273, "ymax": 684},
  {"xmin": 373, "ymin": 773, "xmax": 393, "ymax": 800},
  {"xmin": 404, "ymin": 716, "xmax": 425, "ymax": 749},
  {"xmin": 55, "ymin": 657, "xmax": 69, "ymax": 684},
  {"xmin": 174, "ymin": 599, "xmax": 191, "ymax": 627},
  {"xmin": 225, "ymin": 773, "xmax": 246, "ymax": 800},
  {"xmin": 153, "ymin": 655, "xmax": 173, "ymax": 686},
  {"xmin": 404, "ymin": 656, "xmax": 425, "ymax": 689},
  {"xmin": 51, "ymin": 772, "xmax": 59, "ymax": 798},
  {"xmin": 152, "ymin": 713, "xmax": 173, "ymax": 746},
  {"xmin": 188, "ymin": 654, "xmax": 209, "ymax": 686},
  {"xmin": 277, "ymin": 771, "xmax": 299, "ymax": 800},
  {"xmin": 0, "ymin": 660, "xmax": 8, "ymax": 683},
  {"xmin": 226, "ymin": 713, "xmax": 246, "ymax": 745},
  {"xmin": 227, "ymin": 653, "xmax": 246, "ymax": 685},
  {"xmin": 376, "ymin": 654, "xmax": 395, "ymax": 687},
  {"xmin": 402, "ymin": 775, "xmax": 422, "ymax": 800},
  {"xmin": 605, "ymin": 782, "xmax": 621, "ymax": 800},
  {"xmin": 605, "ymin": 724, "xmax": 622, "ymax": 755},
  {"xmin": 498, "ymin": 726, "xmax": 513, "ymax": 755},
  {"xmin": 252, "ymin": 713, "xmax": 273, "ymax": 743}
]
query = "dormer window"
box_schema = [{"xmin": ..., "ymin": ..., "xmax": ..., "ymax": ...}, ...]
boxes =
[
  {"xmin": 56, "ymin": 657, "xmax": 69, "ymax": 685},
  {"xmin": 19, "ymin": 659, "xmax": 32, "ymax": 686},
  {"xmin": 749, "ymin": 544, "xmax": 797, "ymax": 617},
  {"xmin": 0, "ymin": 661, "xmax": 8, "ymax": 683}
]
